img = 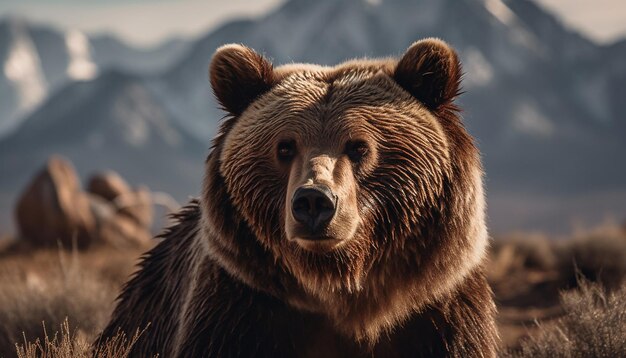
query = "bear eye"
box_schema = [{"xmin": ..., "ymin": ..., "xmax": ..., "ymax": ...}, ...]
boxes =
[
  {"xmin": 277, "ymin": 141, "xmax": 296, "ymax": 162},
  {"xmin": 345, "ymin": 141, "xmax": 369, "ymax": 163}
]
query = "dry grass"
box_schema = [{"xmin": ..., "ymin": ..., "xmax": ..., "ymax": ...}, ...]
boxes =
[
  {"xmin": 14, "ymin": 319, "xmax": 148, "ymax": 358},
  {"xmin": 0, "ymin": 242, "xmax": 148, "ymax": 357},
  {"xmin": 0, "ymin": 221, "xmax": 625, "ymax": 356},
  {"xmin": 559, "ymin": 231, "xmax": 626, "ymax": 290},
  {"xmin": 502, "ymin": 279, "xmax": 626, "ymax": 357},
  {"xmin": 490, "ymin": 221, "xmax": 626, "ymax": 350},
  {"xmin": 490, "ymin": 221, "xmax": 626, "ymax": 290}
]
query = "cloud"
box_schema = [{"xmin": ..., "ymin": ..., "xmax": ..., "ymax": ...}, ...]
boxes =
[
  {"xmin": 0, "ymin": 0, "xmax": 283, "ymax": 47},
  {"xmin": 1, "ymin": 0, "xmax": 624, "ymax": 46},
  {"xmin": 534, "ymin": 0, "xmax": 626, "ymax": 43}
]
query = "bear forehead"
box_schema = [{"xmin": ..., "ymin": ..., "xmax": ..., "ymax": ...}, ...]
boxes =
[
  {"xmin": 271, "ymin": 60, "xmax": 409, "ymax": 105},
  {"xmin": 223, "ymin": 60, "xmax": 447, "ymax": 148}
]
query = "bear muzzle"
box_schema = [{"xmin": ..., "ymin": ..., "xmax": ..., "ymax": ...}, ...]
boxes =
[{"xmin": 291, "ymin": 184, "xmax": 337, "ymax": 235}]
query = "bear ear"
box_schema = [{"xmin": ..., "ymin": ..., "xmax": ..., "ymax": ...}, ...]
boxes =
[
  {"xmin": 394, "ymin": 38, "xmax": 462, "ymax": 110},
  {"xmin": 209, "ymin": 44, "xmax": 275, "ymax": 116}
]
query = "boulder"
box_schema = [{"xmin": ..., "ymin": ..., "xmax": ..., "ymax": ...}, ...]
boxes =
[
  {"xmin": 87, "ymin": 173, "xmax": 153, "ymax": 228},
  {"xmin": 98, "ymin": 213, "xmax": 152, "ymax": 248},
  {"xmin": 87, "ymin": 171, "xmax": 131, "ymax": 202},
  {"xmin": 87, "ymin": 192, "xmax": 151, "ymax": 247},
  {"xmin": 116, "ymin": 186, "xmax": 153, "ymax": 228},
  {"xmin": 15, "ymin": 156, "xmax": 97, "ymax": 248},
  {"xmin": 15, "ymin": 157, "xmax": 155, "ymax": 249}
]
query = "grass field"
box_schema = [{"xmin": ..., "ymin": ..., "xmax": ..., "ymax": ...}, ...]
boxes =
[{"xmin": 0, "ymin": 222, "xmax": 625, "ymax": 357}]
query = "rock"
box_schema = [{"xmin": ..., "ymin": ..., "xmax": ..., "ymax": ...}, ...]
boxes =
[
  {"xmin": 88, "ymin": 172, "xmax": 153, "ymax": 228},
  {"xmin": 87, "ymin": 193, "xmax": 116, "ymax": 224},
  {"xmin": 98, "ymin": 213, "xmax": 152, "ymax": 248},
  {"xmin": 15, "ymin": 157, "xmax": 155, "ymax": 249},
  {"xmin": 87, "ymin": 192, "xmax": 151, "ymax": 247},
  {"xmin": 87, "ymin": 171, "xmax": 131, "ymax": 202},
  {"xmin": 15, "ymin": 156, "xmax": 97, "ymax": 248},
  {"xmin": 116, "ymin": 186, "xmax": 153, "ymax": 228}
]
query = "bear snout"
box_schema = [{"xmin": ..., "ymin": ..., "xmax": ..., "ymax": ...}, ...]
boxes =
[{"xmin": 291, "ymin": 184, "xmax": 337, "ymax": 235}]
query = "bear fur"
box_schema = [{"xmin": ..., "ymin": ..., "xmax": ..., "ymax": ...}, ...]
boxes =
[{"xmin": 98, "ymin": 39, "xmax": 498, "ymax": 357}]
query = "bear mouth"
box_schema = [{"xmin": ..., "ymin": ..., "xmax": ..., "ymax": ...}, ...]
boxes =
[{"xmin": 293, "ymin": 236, "xmax": 343, "ymax": 253}]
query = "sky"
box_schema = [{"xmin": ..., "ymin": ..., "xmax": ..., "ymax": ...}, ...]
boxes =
[{"xmin": 0, "ymin": 0, "xmax": 625, "ymax": 47}]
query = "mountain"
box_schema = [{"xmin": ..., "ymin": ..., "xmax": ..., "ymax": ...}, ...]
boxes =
[
  {"xmin": 89, "ymin": 34, "xmax": 189, "ymax": 75},
  {"xmin": 157, "ymin": 0, "xmax": 626, "ymax": 232},
  {"xmin": 0, "ymin": 69, "xmax": 206, "ymax": 230},
  {"xmin": 0, "ymin": 16, "xmax": 189, "ymax": 137},
  {"xmin": 162, "ymin": 0, "xmax": 621, "ymax": 139},
  {"xmin": 1, "ymin": 0, "xmax": 625, "ymax": 233},
  {"xmin": 502, "ymin": 0, "xmax": 596, "ymax": 61}
]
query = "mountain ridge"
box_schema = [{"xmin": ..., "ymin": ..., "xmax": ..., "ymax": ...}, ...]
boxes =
[{"xmin": 0, "ymin": 16, "xmax": 190, "ymax": 138}]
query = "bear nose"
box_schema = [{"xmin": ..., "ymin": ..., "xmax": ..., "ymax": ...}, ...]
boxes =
[{"xmin": 291, "ymin": 185, "xmax": 337, "ymax": 233}]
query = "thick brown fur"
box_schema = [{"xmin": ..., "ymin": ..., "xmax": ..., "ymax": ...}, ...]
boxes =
[{"xmin": 98, "ymin": 39, "xmax": 498, "ymax": 357}]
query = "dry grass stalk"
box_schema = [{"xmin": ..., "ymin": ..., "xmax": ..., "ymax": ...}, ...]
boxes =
[{"xmin": 14, "ymin": 319, "xmax": 151, "ymax": 358}]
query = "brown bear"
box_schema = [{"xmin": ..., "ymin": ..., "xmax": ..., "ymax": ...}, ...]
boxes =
[{"xmin": 98, "ymin": 38, "xmax": 497, "ymax": 357}]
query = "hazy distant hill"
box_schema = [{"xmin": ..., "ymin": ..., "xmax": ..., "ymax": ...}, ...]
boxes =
[
  {"xmin": 1, "ymin": 0, "xmax": 624, "ymax": 233},
  {"xmin": 0, "ymin": 17, "xmax": 189, "ymax": 136}
]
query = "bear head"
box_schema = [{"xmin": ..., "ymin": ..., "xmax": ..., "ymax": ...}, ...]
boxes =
[{"xmin": 202, "ymin": 39, "xmax": 488, "ymax": 342}]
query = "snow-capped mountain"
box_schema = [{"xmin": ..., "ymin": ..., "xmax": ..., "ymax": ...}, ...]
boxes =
[
  {"xmin": 0, "ymin": 18, "xmax": 48, "ymax": 134},
  {"xmin": 0, "ymin": 17, "xmax": 189, "ymax": 138},
  {"xmin": 162, "ymin": 0, "xmax": 617, "ymax": 138},
  {"xmin": 1, "ymin": 0, "xmax": 624, "ymax": 233}
]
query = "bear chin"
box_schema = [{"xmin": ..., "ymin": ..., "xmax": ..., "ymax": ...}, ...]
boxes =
[{"xmin": 291, "ymin": 237, "xmax": 345, "ymax": 253}]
